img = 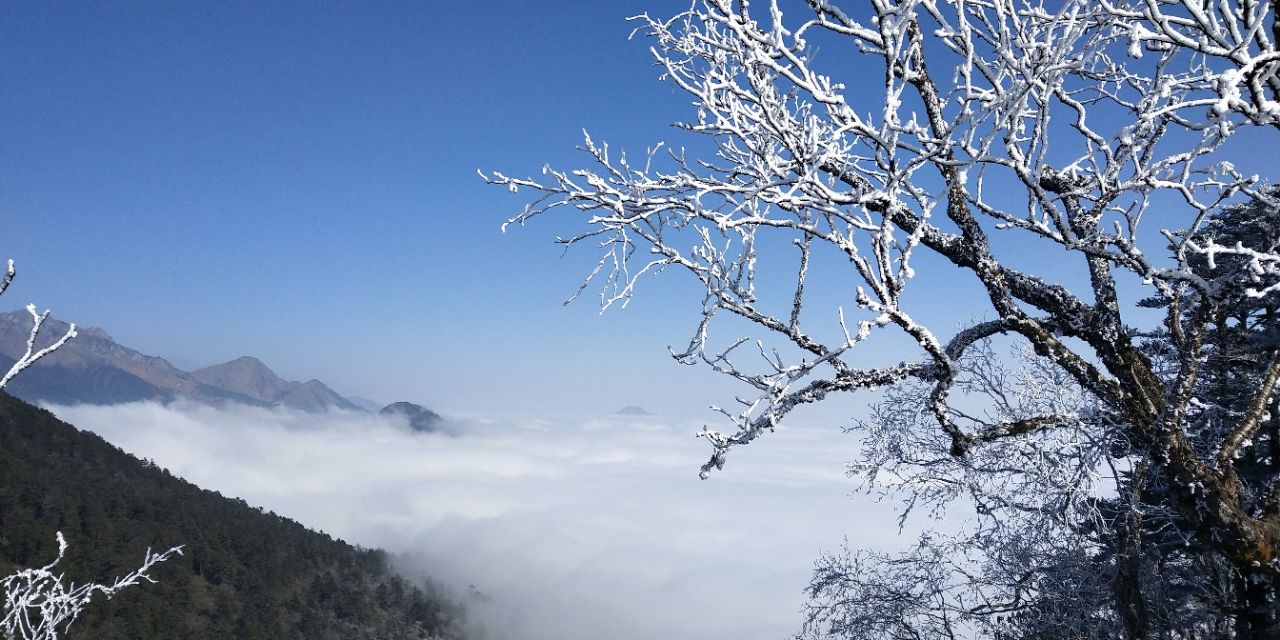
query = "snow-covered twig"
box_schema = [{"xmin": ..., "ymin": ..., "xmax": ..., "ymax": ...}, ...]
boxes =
[
  {"xmin": 0, "ymin": 304, "xmax": 76, "ymax": 389},
  {"xmin": 1, "ymin": 533, "xmax": 183, "ymax": 640}
]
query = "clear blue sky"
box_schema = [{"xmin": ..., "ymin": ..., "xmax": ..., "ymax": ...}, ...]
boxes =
[
  {"xmin": 3, "ymin": 2, "xmax": 1272, "ymax": 419},
  {"xmin": 1, "ymin": 0, "xmax": 743, "ymax": 415}
]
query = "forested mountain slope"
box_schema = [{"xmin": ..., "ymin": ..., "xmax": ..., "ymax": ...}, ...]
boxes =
[{"xmin": 0, "ymin": 393, "xmax": 466, "ymax": 639}]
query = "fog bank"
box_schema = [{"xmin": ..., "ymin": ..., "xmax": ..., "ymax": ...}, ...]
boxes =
[{"xmin": 48, "ymin": 401, "xmax": 901, "ymax": 640}]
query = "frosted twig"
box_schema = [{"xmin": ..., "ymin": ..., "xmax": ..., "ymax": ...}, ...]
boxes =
[{"xmin": 1, "ymin": 533, "xmax": 183, "ymax": 640}]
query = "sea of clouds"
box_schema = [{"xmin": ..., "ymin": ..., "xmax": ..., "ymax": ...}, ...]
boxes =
[{"xmin": 46, "ymin": 401, "xmax": 907, "ymax": 640}]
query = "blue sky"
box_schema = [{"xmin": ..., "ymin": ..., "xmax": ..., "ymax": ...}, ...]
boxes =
[
  {"xmin": 2, "ymin": 0, "xmax": 737, "ymax": 415},
  {"xmin": 3, "ymin": 1, "xmax": 1272, "ymax": 421}
]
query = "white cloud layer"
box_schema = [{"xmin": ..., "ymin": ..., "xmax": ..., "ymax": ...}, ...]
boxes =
[{"xmin": 46, "ymin": 401, "xmax": 904, "ymax": 640}]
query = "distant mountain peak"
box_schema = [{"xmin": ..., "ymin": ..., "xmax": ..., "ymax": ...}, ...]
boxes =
[
  {"xmin": 193, "ymin": 358, "xmax": 358, "ymax": 412},
  {"xmin": 0, "ymin": 306, "xmax": 364, "ymax": 413},
  {"xmin": 0, "ymin": 308, "xmax": 78, "ymax": 345},
  {"xmin": 0, "ymin": 308, "xmax": 245, "ymax": 406},
  {"xmin": 277, "ymin": 378, "xmax": 359, "ymax": 412},
  {"xmin": 380, "ymin": 402, "xmax": 443, "ymax": 433},
  {"xmin": 616, "ymin": 405, "xmax": 654, "ymax": 416},
  {"xmin": 191, "ymin": 357, "xmax": 292, "ymax": 405}
]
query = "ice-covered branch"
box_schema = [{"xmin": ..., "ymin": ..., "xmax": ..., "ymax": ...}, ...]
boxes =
[
  {"xmin": 1, "ymin": 533, "xmax": 182, "ymax": 640},
  {"xmin": 490, "ymin": 0, "xmax": 1280, "ymax": 590},
  {"xmin": 0, "ymin": 304, "xmax": 77, "ymax": 389},
  {"xmin": 0, "ymin": 257, "xmax": 77, "ymax": 389}
]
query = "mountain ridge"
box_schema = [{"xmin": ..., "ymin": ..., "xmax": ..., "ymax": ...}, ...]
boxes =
[
  {"xmin": 0, "ymin": 309, "xmax": 357, "ymax": 412},
  {"xmin": 191, "ymin": 356, "xmax": 359, "ymax": 412}
]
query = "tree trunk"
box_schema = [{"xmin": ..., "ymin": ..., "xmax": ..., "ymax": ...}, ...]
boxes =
[{"xmin": 1114, "ymin": 468, "xmax": 1151, "ymax": 640}]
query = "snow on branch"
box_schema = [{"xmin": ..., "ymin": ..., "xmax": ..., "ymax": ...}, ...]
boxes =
[
  {"xmin": 0, "ymin": 304, "xmax": 76, "ymax": 390},
  {"xmin": 0, "ymin": 258, "xmax": 77, "ymax": 390},
  {"xmin": 1, "ymin": 533, "xmax": 183, "ymax": 640},
  {"xmin": 489, "ymin": 0, "xmax": 1280, "ymax": 483}
]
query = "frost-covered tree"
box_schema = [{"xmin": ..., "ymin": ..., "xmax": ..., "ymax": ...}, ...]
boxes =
[
  {"xmin": 800, "ymin": 337, "xmax": 1240, "ymax": 638},
  {"xmin": 489, "ymin": 0, "xmax": 1280, "ymax": 636},
  {"xmin": 0, "ymin": 260, "xmax": 180, "ymax": 640},
  {"xmin": 798, "ymin": 191, "xmax": 1280, "ymax": 638}
]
